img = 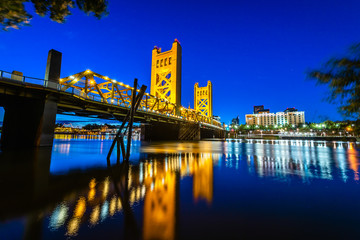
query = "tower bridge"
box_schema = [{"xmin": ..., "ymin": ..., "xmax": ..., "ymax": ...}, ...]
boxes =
[{"xmin": 0, "ymin": 40, "xmax": 225, "ymax": 148}]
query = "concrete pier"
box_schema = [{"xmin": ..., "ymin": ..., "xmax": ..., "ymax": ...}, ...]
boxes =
[
  {"xmin": 1, "ymin": 50, "xmax": 61, "ymax": 149},
  {"xmin": 141, "ymin": 122, "xmax": 181, "ymax": 141},
  {"xmin": 141, "ymin": 122, "xmax": 224, "ymax": 141}
]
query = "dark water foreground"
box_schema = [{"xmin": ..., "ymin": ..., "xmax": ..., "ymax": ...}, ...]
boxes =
[{"xmin": 0, "ymin": 135, "xmax": 360, "ymax": 239}]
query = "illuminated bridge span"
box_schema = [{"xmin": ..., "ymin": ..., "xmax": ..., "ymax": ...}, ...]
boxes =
[
  {"xmin": 0, "ymin": 40, "xmax": 225, "ymax": 148},
  {"xmin": 58, "ymin": 69, "xmax": 218, "ymax": 126}
]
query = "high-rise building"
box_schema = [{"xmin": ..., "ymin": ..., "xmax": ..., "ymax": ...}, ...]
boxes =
[{"xmin": 231, "ymin": 116, "xmax": 240, "ymax": 125}]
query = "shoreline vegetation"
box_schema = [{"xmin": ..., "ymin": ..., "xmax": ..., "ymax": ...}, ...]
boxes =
[
  {"xmin": 51, "ymin": 121, "xmax": 360, "ymax": 142},
  {"xmin": 227, "ymin": 120, "xmax": 360, "ymax": 139},
  {"xmin": 54, "ymin": 123, "xmax": 141, "ymax": 135},
  {"xmin": 53, "ymin": 133, "xmax": 359, "ymax": 142},
  {"xmin": 225, "ymin": 135, "xmax": 359, "ymax": 142}
]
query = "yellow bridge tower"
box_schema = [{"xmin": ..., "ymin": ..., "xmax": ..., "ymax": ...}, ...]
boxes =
[
  {"xmin": 150, "ymin": 39, "xmax": 182, "ymax": 107},
  {"xmin": 194, "ymin": 81, "xmax": 213, "ymax": 118}
]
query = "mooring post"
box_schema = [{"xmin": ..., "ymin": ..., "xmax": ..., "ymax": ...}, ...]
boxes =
[
  {"xmin": 125, "ymin": 78, "xmax": 138, "ymax": 160},
  {"xmin": 107, "ymin": 79, "xmax": 146, "ymax": 162}
]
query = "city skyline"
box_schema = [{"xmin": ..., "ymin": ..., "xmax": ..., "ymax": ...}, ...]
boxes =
[{"xmin": 1, "ymin": 0, "xmax": 360, "ymax": 124}]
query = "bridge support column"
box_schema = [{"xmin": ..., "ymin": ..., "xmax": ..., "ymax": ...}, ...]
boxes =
[
  {"xmin": 1, "ymin": 98, "xmax": 53, "ymax": 148},
  {"xmin": 141, "ymin": 122, "xmax": 180, "ymax": 141},
  {"xmin": 200, "ymin": 127, "xmax": 224, "ymax": 139},
  {"xmin": 1, "ymin": 50, "xmax": 61, "ymax": 149},
  {"xmin": 179, "ymin": 123, "xmax": 200, "ymax": 141},
  {"xmin": 140, "ymin": 122, "xmax": 224, "ymax": 141},
  {"xmin": 141, "ymin": 122, "xmax": 205, "ymax": 141}
]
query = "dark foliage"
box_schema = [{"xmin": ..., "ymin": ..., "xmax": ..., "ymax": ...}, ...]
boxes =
[
  {"xmin": 0, "ymin": 0, "xmax": 108, "ymax": 30},
  {"xmin": 308, "ymin": 43, "xmax": 360, "ymax": 119}
]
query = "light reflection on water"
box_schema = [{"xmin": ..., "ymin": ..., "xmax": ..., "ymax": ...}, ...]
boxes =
[
  {"xmin": 0, "ymin": 136, "xmax": 360, "ymax": 239},
  {"xmin": 46, "ymin": 151, "xmax": 214, "ymax": 239},
  {"xmin": 219, "ymin": 139, "xmax": 360, "ymax": 182}
]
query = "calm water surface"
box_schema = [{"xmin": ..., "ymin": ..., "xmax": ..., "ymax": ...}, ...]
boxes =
[{"xmin": 0, "ymin": 135, "xmax": 360, "ymax": 239}]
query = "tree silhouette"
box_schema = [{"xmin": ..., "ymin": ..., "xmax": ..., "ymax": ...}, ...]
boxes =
[
  {"xmin": 0, "ymin": 0, "xmax": 108, "ymax": 30},
  {"xmin": 308, "ymin": 43, "xmax": 360, "ymax": 119}
]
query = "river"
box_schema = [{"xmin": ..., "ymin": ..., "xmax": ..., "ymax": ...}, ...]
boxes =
[{"xmin": 0, "ymin": 135, "xmax": 360, "ymax": 239}]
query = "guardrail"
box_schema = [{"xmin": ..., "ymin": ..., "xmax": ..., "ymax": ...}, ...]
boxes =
[
  {"xmin": 0, "ymin": 70, "xmax": 223, "ymax": 129},
  {"xmin": 0, "ymin": 69, "xmax": 50, "ymax": 86},
  {"xmin": 0, "ymin": 70, "xmax": 103, "ymax": 100}
]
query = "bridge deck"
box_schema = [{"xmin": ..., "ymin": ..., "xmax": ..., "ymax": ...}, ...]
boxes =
[{"xmin": 0, "ymin": 71, "xmax": 223, "ymax": 130}]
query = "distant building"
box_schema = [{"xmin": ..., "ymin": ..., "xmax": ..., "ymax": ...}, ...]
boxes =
[
  {"xmin": 253, "ymin": 105, "xmax": 263, "ymax": 114},
  {"xmin": 284, "ymin": 107, "xmax": 298, "ymax": 113},
  {"xmin": 253, "ymin": 105, "xmax": 270, "ymax": 114},
  {"xmin": 245, "ymin": 106, "xmax": 305, "ymax": 126},
  {"xmin": 231, "ymin": 116, "xmax": 240, "ymax": 125},
  {"xmin": 213, "ymin": 115, "xmax": 221, "ymax": 122}
]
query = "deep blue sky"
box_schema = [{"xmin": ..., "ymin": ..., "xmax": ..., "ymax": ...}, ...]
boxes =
[{"xmin": 1, "ymin": 0, "xmax": 360, "ymax": 124}]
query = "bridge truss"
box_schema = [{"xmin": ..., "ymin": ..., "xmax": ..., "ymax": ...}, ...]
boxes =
[{"xmin": 60, "ymin": 70, "xmax": 221, "ymax": 127}]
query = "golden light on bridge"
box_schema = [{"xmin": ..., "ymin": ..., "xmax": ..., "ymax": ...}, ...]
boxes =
[
  {"xmin": 151, "ymin": 40, "xmax": 181, "ymax": 106},
  {"xmin": 59, "ymin": 63, "xmax": 222, "ymax": 127},
  {"xmin": 194, "ymin": 81, "xmax": 213, "ymax": 118}
]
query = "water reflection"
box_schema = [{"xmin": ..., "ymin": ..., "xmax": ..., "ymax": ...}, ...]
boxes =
[
  {"xmin": 0, "ymin": 137, "xmax": 360, "ymax": 239},
  {"xmin": 49, "ymin": 203, "xmax": 68, "ymax": 230},
  {"xmin": 348, "ymin": 147, "xmax": 359, "ymax": 181},
  {"xmin": 143, "ymin": 168, "xmax": 176, "ymax": 240},
  {"xmin": 222, "ymin": 139, "xmax": 360, "ymax": 182},
  {"xmin": 45, "ymin": 152, "xmax": 213, "ymax": 239}
]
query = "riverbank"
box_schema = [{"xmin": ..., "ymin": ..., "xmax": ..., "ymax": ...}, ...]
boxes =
[
  {"xmin": 204, "ymin": 135, "xmax": 360, "ymax": 142},
  {"xmin": 279, "ymin": 135, "xmax": 359, "ymax": 142}
]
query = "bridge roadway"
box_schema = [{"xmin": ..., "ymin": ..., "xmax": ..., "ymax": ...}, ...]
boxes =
[
  {"xmin": 0, "ymin": 73, "xmax": 219, "ymax": 126},
  {"xmin": 0, "ymin": 70, "xmax": 225, "ymax": 147}
]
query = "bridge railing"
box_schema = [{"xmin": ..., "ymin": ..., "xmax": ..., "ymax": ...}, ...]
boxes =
[
  {"xmin": 0, "ymin": 70, "xmax": 49, "ymax": 87},
  {"xmin": 0, "ymin": 70, "xmax": 223, "ymax": 129}
]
